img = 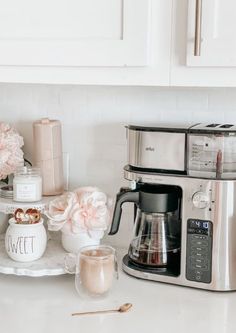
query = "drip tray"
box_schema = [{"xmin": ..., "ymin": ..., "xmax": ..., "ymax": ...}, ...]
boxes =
[{"xmin": 123, "ymin": 254, "xmax": 180, "ymax": 277}]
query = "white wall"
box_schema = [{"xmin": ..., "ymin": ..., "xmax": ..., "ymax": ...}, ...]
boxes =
[{"xmin": 1, "ymin": 83, "xmax": 236, "ymax": 248}]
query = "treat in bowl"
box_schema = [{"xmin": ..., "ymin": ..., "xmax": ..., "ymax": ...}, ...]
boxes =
[{"xmin": 14, "ymin": 208, "xmax": 41, "ymax": 224}]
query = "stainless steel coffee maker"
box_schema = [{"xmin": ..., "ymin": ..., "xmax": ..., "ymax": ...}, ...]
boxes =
[{"xmin": 109, "ymin": 123, "xmax": 236, "ymax": 291}]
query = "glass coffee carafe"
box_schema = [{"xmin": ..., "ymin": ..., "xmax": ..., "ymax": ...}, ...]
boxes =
[
  {"xmin": 109, "ymin": 184, "xmax": 182, "ymax": 273},
  {"xmin": 129, "ymin": 209, "xmax": 180, "ymax": 268}
]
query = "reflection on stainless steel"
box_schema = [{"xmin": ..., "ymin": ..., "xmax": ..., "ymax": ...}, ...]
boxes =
[{"xmin": 216, "ymin": 150, "xmax": 223, "ymax": 179}]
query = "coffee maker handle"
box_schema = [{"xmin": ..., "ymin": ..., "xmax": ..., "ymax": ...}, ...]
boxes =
[{"xmin": 108, "ymin": 187, "xmax": 139, "ymax": 235}]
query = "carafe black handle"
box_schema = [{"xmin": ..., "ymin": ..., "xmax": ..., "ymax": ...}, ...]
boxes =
[{"xmin": 109, "ymin": 187, "xmax": 139, "ymax": 235}]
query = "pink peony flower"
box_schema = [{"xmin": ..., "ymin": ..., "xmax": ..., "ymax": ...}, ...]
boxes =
[
  {"xmin": 46, "ymin": 192, "xmax": 76, "ymax": 231},
  {"xmin": 46, "ymin": 187, "xmax": 112, "ymax": 236},
  {"xmin": 72, "ymin": 187, "xmax": 111, "ymax": 232},
  {"xmin": 0, "ymin": 122, "xmax": 24, "ymax": 180}
]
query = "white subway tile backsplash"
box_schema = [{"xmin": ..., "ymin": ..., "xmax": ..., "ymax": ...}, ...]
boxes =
[
  {"xmin": 223, "ymin": 111, "xmax": 236, "ymax": 123},
  {"xmin": 159, "ymin": 110, "xmax": 193, "ymax": 123},
  {"xmin": 1, "ymin": 84, "xmax": 236, "ymax": 247},
  {"xmin": 191, "ymin": 111, "xmax": 225, "ymax": 124},
  {"xmin": 208, "ymin": 88, "xmax": 236, "ymax": 111},
  {"xmin": 176, "ymin": 89, "xmax": 208, "ymax": 111}
]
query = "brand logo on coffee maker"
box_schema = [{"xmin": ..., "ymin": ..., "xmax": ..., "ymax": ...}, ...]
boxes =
[
  {"xmin": 145, "ymin": 146, "xmax": 155, "ymax": 152},
  {"xmin": 7, "ymin": 235, "xmax": 36, "ymax": 255}
]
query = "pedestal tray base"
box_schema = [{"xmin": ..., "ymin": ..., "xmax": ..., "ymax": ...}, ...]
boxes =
[{"xmin": 0, "ymin": 233, "xmax": 67, "ymax": 277}]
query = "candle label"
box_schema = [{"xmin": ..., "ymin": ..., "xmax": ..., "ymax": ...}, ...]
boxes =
[{"xmin": 16, "ymin": 183, "xmax": 37, "ymax": 201}]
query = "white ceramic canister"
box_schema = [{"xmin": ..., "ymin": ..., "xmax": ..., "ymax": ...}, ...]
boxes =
[
  {"xmin": 13, "ymin": 167, "xmax": 42, "ymax": 202},
  {"xmin": 5, "ymin": 218, "xmax": 47, "ymax": 262}
]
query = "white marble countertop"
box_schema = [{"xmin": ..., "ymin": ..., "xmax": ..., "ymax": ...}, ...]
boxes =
[{"xmin": 1, "ymin": 252, "xmax": 236, "ymax": 333}]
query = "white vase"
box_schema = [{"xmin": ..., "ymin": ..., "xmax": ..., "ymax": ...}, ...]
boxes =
[
  {"xmin": 61, "ymin": 230, "xmax": 101, "ymax": 254},
  {"xmin": 5, "ymin": 217, "xmax": 47, "ymax": 262}
]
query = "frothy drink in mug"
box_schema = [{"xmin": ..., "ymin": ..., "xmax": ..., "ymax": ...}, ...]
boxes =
[{"xmin": 78, "ymin": 247, "xmax": 115, "ymax": 296}]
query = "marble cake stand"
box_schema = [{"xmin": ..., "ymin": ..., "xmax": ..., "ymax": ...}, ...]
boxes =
[
  {"xmin": 0, "ymin": 195, "xmax": 55, "ymax": 214},
  {"xmin": 0, "ymin": 233, "xmax": 66, "ymax": 276}
]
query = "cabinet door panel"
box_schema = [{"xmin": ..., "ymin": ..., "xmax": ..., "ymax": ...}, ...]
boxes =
[
  {"xmin": 187, "ymin": 0, "xmax": 236, "ymax": 66},
  {"xmin": 0, "ymin": 0, "xmax": 150, "ymax": 67}
]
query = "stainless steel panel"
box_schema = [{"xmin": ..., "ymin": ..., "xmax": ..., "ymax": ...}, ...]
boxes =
[{"xmin": 127, "ymin": 129, "xmax": 186, "ymax": 171}]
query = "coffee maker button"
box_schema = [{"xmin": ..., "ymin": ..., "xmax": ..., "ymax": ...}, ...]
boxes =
[
  {"xmin": 192, "ymin": 191, "xmax": 210, "ymax": 209},
  {"xmin": 192, "ymin": 240, "xmax": 203, "ymax": 245},
  {"xmin": 191, "ymin": 248, "xmax": 208, "ymax": 256},
  {"xmin": 193, "ymin": 235, "xmax": 199, "ymax": 239},
  {"xmin": 196, "ymin": 252, "xmax": 203, "ymax": 256},
  {"xmin": 192, "ymin": 240, "xmax": 208, "ymax": 247}
]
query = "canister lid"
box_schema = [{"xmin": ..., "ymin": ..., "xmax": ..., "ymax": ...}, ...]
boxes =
[
  {"xmin": 139, "ymin": 184, "xmax": 181, "ymax": 213},
  {"xmin": 33, "ymin": 118, "xmax": 61, "ymax": 127}
]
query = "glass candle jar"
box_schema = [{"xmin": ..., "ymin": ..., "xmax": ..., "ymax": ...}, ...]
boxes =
[{"xmin": 13, "ymin": 167, "xmax": 42, "ymax": 202}]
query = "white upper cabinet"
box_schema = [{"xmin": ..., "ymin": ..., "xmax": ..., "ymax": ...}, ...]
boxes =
[
  {"xmin": 2, "ymin": 0, "xmax": 236, "ymax": 86},
  {"xmin": 0, "ymin": 0, "xmax": 149, "ymax": 67},
  {"xmin": 0, "ymin": 0, "xmax": 172, "ymax": 85},
  {"xmin": 171, "ymin": 0, "xmax": 236, "ymax": 86},
  {"xmin": 187, "ymin": 0, "xmax": 236, "ymax": 67}
]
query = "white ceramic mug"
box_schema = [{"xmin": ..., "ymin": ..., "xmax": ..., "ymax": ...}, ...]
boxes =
[
  {"xmin": 5, "ymin": 217, "xmax": 47, "ymax": 262},
  {"xmin": 65, "ymin": 245, "xmax": 118, "ymax": 298}
]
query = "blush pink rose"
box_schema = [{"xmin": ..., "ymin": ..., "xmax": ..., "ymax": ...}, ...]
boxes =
[
  {"xmin": 0, "ymin": 122, "xmax": 24, "ymax": 180},
  {"xmin": 72, "ymin": 187, "xmax": 112, "ymax": 232},
  {"xmin": 46, "ymin": 187, "xmax": 112, "ymax": 235},
  {"xmin": 46, "ymin": 192, "xmax": 76, "ymax": 231}
]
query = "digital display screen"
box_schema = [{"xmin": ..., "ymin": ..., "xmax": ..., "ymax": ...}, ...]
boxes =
[
  {"xmin": 190, "ymin": 220, "xmax": 209, "ymax": 230},
  {"xmin": 187, "ymin": 219, "xmax": 212, "ymax": 236}
]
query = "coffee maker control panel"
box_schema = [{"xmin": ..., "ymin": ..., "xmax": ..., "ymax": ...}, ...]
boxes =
[{"xmin": 186, "ymin": 219, "xmax": 213, "ymax": 283}]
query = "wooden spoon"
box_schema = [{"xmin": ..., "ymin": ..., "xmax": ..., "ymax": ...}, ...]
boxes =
[{"xmin": 71, "ymin": 303, "xmax": 133, "ymax": 316}]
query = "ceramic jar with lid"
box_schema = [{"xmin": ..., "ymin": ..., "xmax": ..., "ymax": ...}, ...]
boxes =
[
  {"xmin": 5, "ymin": 217, "xmax": 47, "ymax": 262},
  {"xmin": 13, "ymin": 167, "xmax": 42, "ymax": 202}
]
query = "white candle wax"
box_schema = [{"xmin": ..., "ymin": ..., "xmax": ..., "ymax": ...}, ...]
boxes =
[{"xmin": 13, "ymin": 167, "xmax": 42, "ymax": 202}]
